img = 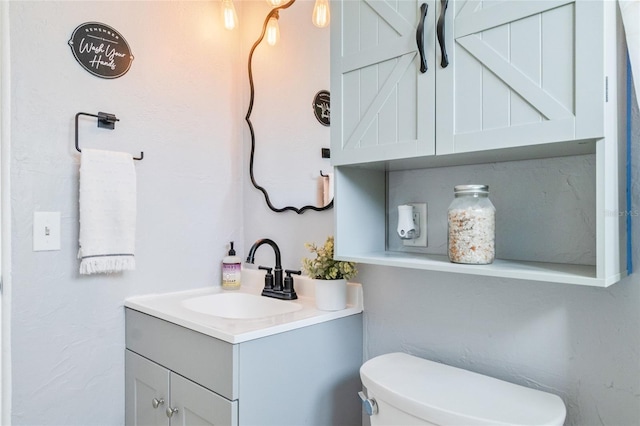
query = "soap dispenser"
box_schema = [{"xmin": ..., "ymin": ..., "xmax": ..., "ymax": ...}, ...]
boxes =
[{"xmin": 222, "ymin": 241, "xmax": 241, "ymax": 290}]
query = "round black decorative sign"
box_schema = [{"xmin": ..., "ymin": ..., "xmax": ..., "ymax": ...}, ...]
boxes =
[
  {"xmin": 313, "ymin": 90, "xmax": 330, "ymax": 126},
  {"xmin": 68, "ymin": 22, "xmax": 134, "ymax": 79}
]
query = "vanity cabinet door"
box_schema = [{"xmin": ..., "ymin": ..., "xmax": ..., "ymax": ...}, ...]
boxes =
[
  {"xmin": 331, "ymin": 0, "xmax": 436, "ymax": 166},
  {"xmin": 126, "ymin": 350, "xmax": 239, "ymax": 426},
  {"xmin": 125, "ymin": 350, "xmax": 170, "ymax": 426},
  {"xmin": 170, "ymin": 372, "xmax": 238, "ymax": 426},
  {"xmin": 435, "ymin": 0, "xmax": 604, "ymax": 155}
]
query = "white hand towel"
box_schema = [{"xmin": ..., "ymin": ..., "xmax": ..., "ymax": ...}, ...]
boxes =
[
  {"xmin": 323, "ymin": 172, "xmax": 334, "ymax": 206},
  {"xmin": 78, "ymin": 148, "xmax": 137, "ymax": 275}
]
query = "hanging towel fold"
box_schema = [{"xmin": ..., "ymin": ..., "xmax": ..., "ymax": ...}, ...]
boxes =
[
  {"xmin": 322, "ymin": 172, "xmax": 334, "ymax": 206},
  {"xmin": 78, "ymin": 148, "xmax": 137, "ymax": 275}
]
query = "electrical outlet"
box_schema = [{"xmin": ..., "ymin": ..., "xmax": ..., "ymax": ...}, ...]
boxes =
[
  {"xmin": 33, "ymin": 212, "xmax": 61, "ymax": 251},
  {"xmin": 403, "ymin": 203, "xmax": 427, "ymax": 247}
]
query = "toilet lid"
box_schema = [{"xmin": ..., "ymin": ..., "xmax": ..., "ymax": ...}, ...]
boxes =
[{"xmin": 360, "ymin": 353, "xmax": 566, "ymax": 426}]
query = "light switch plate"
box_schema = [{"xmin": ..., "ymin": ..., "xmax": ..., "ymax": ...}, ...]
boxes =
[
  {"xmin": 33, "ymin": 212, "xmax": 61, "ymax": 251},
  {"xmin": 403, "ymin": 203, "xmax": 428, "ymax": 247}
]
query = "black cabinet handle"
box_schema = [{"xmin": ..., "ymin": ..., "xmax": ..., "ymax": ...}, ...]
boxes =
[
  {"xmin": 437, "ymin": 0, "xmax": 449, "ymax": 68},
  {"xmin": 416, "ymin": 3, "xmax": 428, "ymax": 73}
]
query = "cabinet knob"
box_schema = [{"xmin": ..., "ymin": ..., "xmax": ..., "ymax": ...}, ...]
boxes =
[
  {"xmin": 358, "ymin": 391, "xmax": 378, "ymax": 416},
  {"xmin": 166, "ymin": 407, "xmax": 179, "ymax": 418},
  {"xmin": 152, "ymin": 398, "xmax": 164, "ymax": 409}
]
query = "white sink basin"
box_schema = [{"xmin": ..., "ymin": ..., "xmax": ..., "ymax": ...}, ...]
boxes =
[
  {"xmin": 181, "ymin": 292, "xmax": 303, "ymax": 319},
  {"xmin": 125, "ymin": 269, "xmax": 363, "ymax": 343}
]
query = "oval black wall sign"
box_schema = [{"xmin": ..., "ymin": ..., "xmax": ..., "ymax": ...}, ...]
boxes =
[
  {"xmin": 313, "ymin": 90, "xmax": 330, "ymax": 127},
  {"xmin": 68, "ymin": 22, "xmax": 134, "ymax": 79}
]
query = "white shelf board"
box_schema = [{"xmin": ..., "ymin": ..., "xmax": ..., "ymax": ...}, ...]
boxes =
[{"xmin": 336, "ymin": 251, "xmax": 623, "ymax": 287}]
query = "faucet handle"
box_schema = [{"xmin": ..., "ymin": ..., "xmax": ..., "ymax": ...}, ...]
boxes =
[
  {"xmin": 283, "ymin": 270, "xmax": 301, "ymax": 298},
  {"xmin": 259, "ymin": 266, "xmax": 274, "ymax": 290}
]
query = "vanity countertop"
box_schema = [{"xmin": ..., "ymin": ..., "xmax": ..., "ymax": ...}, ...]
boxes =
[{"xmin": 124, "ymin": 269, "xmax": 363, "ymax": 344}]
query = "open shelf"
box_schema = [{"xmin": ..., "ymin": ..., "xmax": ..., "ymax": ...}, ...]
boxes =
[
  {"xmin": 337, "ymin": 251, "xmax": 622, "ymax": 287},
  {"xmin": 334, "ymin": 140, "xmax": 627, "ymax": 288}
]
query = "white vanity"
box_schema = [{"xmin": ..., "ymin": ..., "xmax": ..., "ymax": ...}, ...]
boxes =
[{"xmin": 124, "ymin": 270, "xmax": 363, "ymax": 425}]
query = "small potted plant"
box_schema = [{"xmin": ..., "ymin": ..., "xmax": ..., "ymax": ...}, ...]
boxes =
[{"xmin": 302, "ymin": 236, "xmax": 357, "ymax": 310}]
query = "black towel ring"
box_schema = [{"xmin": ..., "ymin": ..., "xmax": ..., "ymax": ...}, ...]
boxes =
[{"xmin": 74, "ymin": 112, "xmax": 144, "ymax": 160}]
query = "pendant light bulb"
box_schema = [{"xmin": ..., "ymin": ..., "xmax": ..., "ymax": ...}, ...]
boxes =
[
  {"xmin": 312, "ymin": 0, "xmax": 330, "ymax": 28},
  {"xmin": 266, "ymin": 13, "xmax": 280, "ymax": 46},
  {"xmin": 266, "ymin": 0, "xmax": 285, "ymax": 7},
  {"xmin": 222, "ymin": 0, "xmax": 239, "ymax": 30}
]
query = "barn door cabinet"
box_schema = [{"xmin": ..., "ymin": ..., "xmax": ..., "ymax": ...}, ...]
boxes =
[{"xmin": 331, "ymin": 0, "xmax": 627, "ymax": 287}]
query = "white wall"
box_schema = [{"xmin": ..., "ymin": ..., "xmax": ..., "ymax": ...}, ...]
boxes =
[
  {"xmin": 0, "ymin": 1, "xmax": 10, "ymax": 423},
  {"xmin": 7, "ymin": 1, "xmax": 242, "ymax": 424}
]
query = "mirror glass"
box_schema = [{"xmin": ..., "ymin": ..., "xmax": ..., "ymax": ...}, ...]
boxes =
[{"xmin": 247, "ymin": 0, "xmax": 332, "ymax": 213}]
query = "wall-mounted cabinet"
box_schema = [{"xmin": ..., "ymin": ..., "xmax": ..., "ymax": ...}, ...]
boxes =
[{"xmin": 330, "ymin": 0, "xmax": 627, "ymax": 287}]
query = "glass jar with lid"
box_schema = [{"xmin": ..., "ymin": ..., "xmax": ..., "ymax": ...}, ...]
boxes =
[{"xmin": 447, "ymin": 184, "xmax": 495, "ymax": 264}]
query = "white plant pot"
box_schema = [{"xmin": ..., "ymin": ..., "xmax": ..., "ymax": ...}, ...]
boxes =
[{"xmin": 314, "ymin": 278, "xmax": 347, "ymax": 311}]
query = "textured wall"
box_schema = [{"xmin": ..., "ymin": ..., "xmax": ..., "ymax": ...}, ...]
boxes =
[
  {"xmin": 388, "ymin": 155, "xmax": 597, "ymax": 264},
  {"xmin": 7, "ymin": 1, "xmax": 242, "ymax": 424}
]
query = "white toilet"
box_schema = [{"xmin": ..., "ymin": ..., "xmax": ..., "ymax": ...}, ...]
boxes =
[{"xmin": 359, "ymin": 352, "xmax": 566, "ymax": 426}]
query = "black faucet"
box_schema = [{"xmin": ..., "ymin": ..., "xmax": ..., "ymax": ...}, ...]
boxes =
[{"xmin": 246, "ymin": 238, "xmax": 299, "ymax": 300}]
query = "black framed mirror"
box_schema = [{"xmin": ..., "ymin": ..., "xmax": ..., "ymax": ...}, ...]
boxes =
[{"xmin": 246, "ymin": 0, "xmax": 333, "ymax": 214}]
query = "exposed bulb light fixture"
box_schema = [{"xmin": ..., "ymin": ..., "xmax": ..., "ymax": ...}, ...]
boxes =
[
  {"xmin": 222, "ymin": 0, "xmax": 239, "ymax": 30},
  {"xmin": 312, "ymin": 0, "xmax": 330, "ymax": 28},
  {"xmin": 265, "ymin": 0, "xmax": 285, "ymax": 7},
  {"xmin": 266, "ymin": 12, "xmax": 281, "ymax": 46}
]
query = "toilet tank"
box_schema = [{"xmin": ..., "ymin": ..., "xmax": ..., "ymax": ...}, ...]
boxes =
[{"xmin": 360, "ymin": 352, "xmax": 566, "ymax": 426}]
